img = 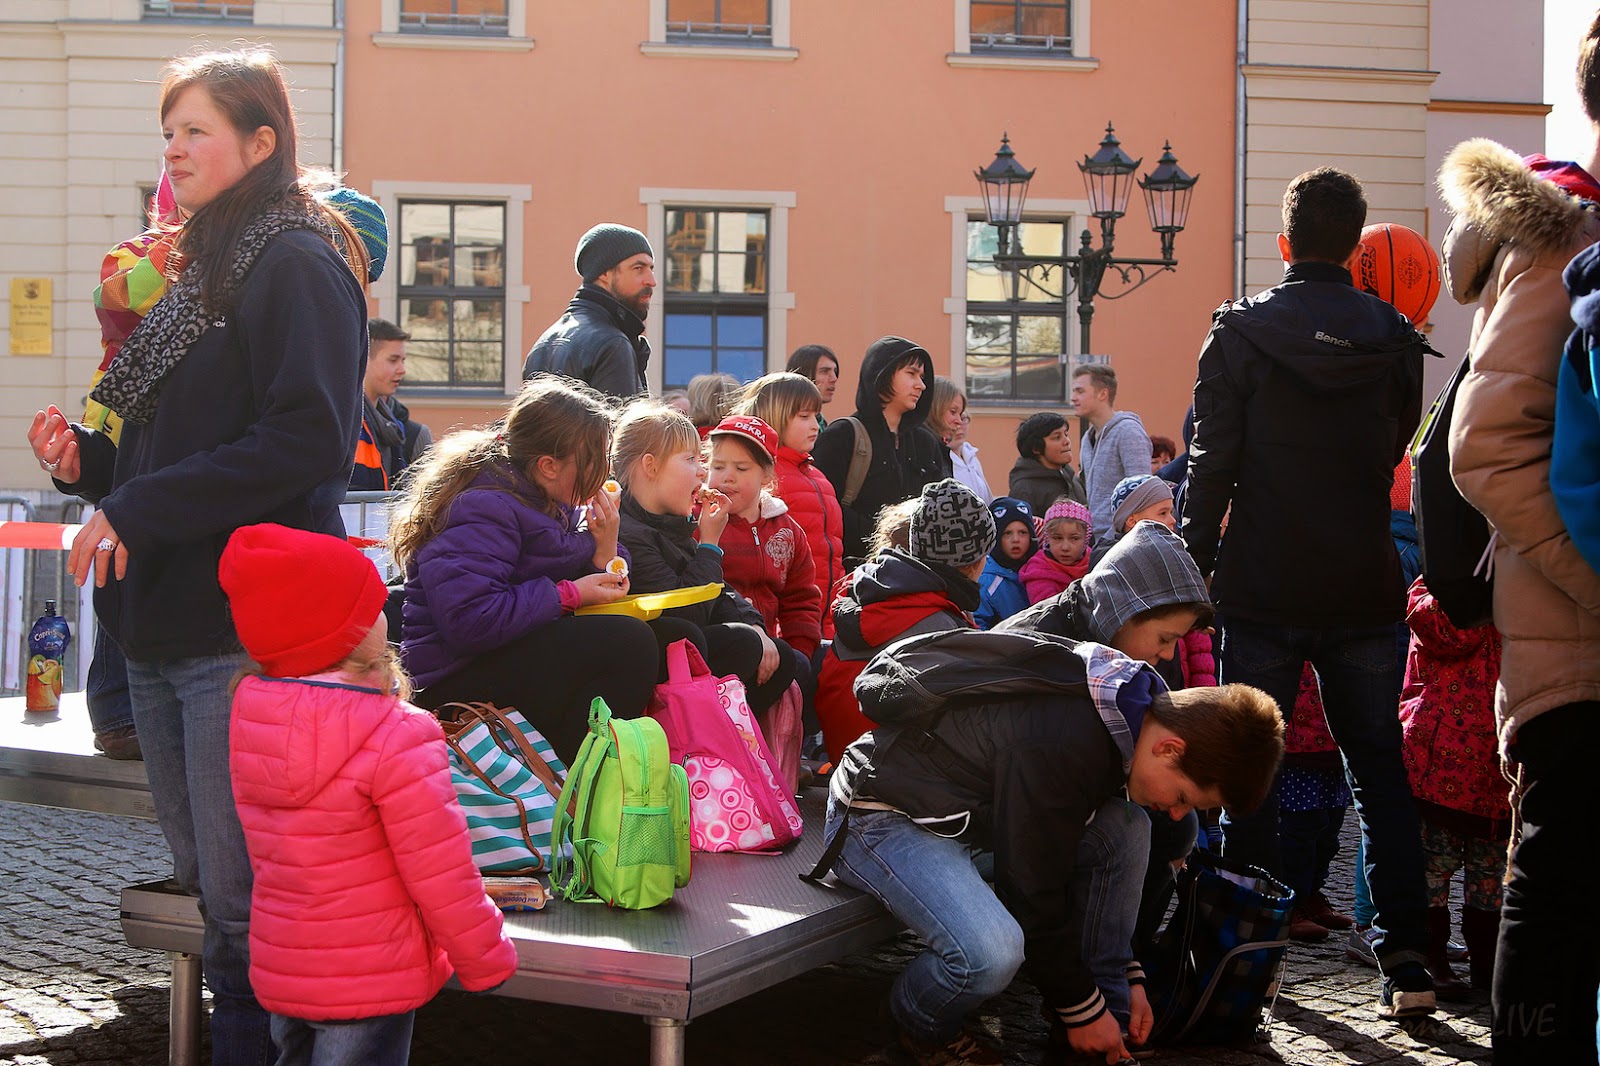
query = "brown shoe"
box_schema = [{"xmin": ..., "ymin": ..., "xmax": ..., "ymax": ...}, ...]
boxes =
[
  {"xmin": 899, "ymin": 1028, "xmax": 1004, "ymax": 1066},
  {"xmin": 1303, "ymin": 890, "xmax": 1355, "ymax": 930},
  {"xmin": 93, "ymin": 725, "xmax": 142, "ymax": 761},
  {"xmin": 1288, "ymin": 905, "xmax": 1331, "ymax": 941}
]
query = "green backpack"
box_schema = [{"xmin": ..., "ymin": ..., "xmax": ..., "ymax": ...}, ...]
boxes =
[{"xmin": 550, "ymin": 698, "xmax": 691, "ymax": 909}]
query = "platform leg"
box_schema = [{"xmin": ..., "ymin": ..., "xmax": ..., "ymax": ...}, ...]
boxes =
[
  {"xmin": 644, "ymin": 1016, "xmax": 686, "ymax": 1066},
  {"xmin": 169, "ymin": 950, "xmax": 202, "ymax": 1066}
]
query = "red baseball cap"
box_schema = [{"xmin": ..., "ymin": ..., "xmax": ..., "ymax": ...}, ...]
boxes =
[{"xmin": 709, "ymin": 414, "xmax": 777, "ymax": 464}]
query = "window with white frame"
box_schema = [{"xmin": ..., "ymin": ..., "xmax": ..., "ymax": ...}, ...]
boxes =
[
  {"xmin": 396, "ymin": 200, "xmax": 506, "ymax": 387},
  {"xmin": 661, "ymin": 207, "xmax": 770, "ymax": 389},
  {"xmin": 142, "ymin": 0, "xmax": 252, "ymax": 20},
  {"xmin": 399, "ymin": 0, "xmax": 508, "ymax": 34},
  {"xmin": 963, "ymin": 216, "xmax": 1075, "ymax": 403}
]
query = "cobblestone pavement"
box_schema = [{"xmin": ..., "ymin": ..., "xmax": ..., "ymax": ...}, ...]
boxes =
[{"xmin": 0, "ymin": 802, "xmax": 1490, "ymax": 1065}]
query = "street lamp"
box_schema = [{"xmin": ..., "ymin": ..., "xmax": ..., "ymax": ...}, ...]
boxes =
[{"xmin": 974, "ymin": 123, "xmax": 1198, "ymax": 356}]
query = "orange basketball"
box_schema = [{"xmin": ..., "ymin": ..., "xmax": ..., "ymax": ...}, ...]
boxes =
[{"xmin": 1356, "ymin": 223, "xmax": 1441, "ymax": 327}]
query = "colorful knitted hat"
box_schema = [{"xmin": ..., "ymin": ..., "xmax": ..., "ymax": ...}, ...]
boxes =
[
  {"xmin": 1043, "ymin": 498, "xmax": 1092, "ymax": 533},
  {"xmin": 1109, "ymin": 475, "xmax": 1174, "ymax": 534},
  {"xmin": 910, "ymin": 479, "xmax": 996, "ymax": 570},
  {"xmin": 320, "ymin": 186, "xmax": 389, "ymax": 282},
  {"xmin": 576, "ymin": 223, "xmax": 653, "ymax": 282},
  {"xmin": 219, "ymin": 524, "xmax": 389, "ymax": 678}
]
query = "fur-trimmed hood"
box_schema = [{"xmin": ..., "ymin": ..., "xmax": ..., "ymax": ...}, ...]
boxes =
[{"xmin": 1438, "ymin": 138, "xmax": 1600, "ymax": 303}]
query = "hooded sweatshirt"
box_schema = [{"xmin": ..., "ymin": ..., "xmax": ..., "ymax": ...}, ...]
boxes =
[
  {"xmin": 230, "ymin": 673, "xmax": 517, "ymax": 1020},
  {"xmin": 812, "ymin": 337, "xmax": 947, "ymax": 560},
  {"xmin": 1079, "ymin": 410, "xmax": 1152, "ymax": 542},
  {"xmin": 1181, "ymin": 260, "xmax": 1429, "ymax": 626}
]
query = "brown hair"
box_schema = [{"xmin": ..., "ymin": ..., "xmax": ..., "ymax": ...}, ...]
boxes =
[
  {"xmin": 1150, "ymin": 435, "xmax": 1177, "ymax": 462},
  {"xmin": 1071, "ymin": 364, "xmax": 1118, "ymax": 403},
  {"xmin": 1150, "ymin": 683, "xmax": 1284, "ymax": 815},
  {"xmin": 786, "ymin": 343, "xmax": 839, "ymax": 380},
  {"xmin": 159, "ymin": 50, "xmax": 366, "ymax": 309},
  {"xmin": 1582, "ymin": 12, "xmax": 1600, "ymax": 123},
  {"xmin": 1281, "ymin": 167, "xmax": 1366, "ymax": 264},
  {"xmin": 389, "ymin": 376, "xmax": 613, "ymax": 569},
  {"xmin": 611, "ymin": 401, "xmax": 701, "ymax": 491},
  {"xmin": 1124, "ymin": 599, "xmax": 1216, "ymax": 634},
  {"xmin": 734, "ymin": 372, "xmax": 821, "ymax": 441},
  {"xmin": 687, "ymin": 372, "xmax": 740, "ymax": 429},
  {"xmin": 875, "ymin": 350, "xmax": 928, "ymax": 406}
]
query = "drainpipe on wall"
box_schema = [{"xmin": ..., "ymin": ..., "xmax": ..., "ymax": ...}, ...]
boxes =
[
  {"xmin": 1234, "ymin": 0, "xmax": 1248, "ymax": 298},
  {"xmin": 332, "ymin": 0, "xmax": 346, "ymax": 176}
]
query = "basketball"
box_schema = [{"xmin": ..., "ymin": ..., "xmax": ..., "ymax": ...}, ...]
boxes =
[{"xmin": 1356, "ymin": 223, "xmax": 1441, "ymax": 327}]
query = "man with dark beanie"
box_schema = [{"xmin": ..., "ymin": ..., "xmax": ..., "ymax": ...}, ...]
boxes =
[{"xmin": 523, "ymin": 222, "xmax": 655, "ymax": 398}]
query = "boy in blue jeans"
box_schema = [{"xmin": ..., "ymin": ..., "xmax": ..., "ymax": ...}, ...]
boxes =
[{"xmin": 816, "ymin": 625, "xmax": 1283, "ymax": 1065}]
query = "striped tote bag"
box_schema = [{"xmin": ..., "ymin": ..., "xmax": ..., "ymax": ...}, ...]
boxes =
[{"xmin": 435, "ymin": 702, "xmax": 567, "ymax": 874}]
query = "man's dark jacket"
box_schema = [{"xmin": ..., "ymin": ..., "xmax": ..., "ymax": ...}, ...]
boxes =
[
  {"xmin": 523, "ymin": 284, "xmax": 649, "ymax": 399},
  {"xmin": 1180, "ymin": 260, "xmax": 1428, "ymax": 626}
]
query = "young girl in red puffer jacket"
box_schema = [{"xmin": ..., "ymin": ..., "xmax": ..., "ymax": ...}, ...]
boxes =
[
  {"xmin": 221, "ymin": 524, "xmax": 516, "ymax": 1063},
  {"xmin": 735, "ymin": 373, "xmax": 845, "ymax": 639}
]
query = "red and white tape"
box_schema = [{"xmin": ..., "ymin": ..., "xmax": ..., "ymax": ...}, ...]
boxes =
[{"xmin": 0, "ymin": 522, "xmax": 384, "ymax": 552}]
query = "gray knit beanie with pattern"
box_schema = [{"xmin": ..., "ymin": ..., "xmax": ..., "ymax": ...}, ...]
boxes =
[{"xmin": 910, "ymin": 479, "xmax": 996, "ymax": 570}]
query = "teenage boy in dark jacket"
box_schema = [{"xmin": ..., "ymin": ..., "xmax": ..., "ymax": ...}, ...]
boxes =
[
  {"xmin": 819, "ymin": 628, "xmax": 1282, "ymax": 1066},
  {"xmin": 813, "ymin": 336, "xmax": 948, "ymax": 561},
  {"xmin": 1180, "ymin": 166, "xmax": 1436, "ymax": 1019}
]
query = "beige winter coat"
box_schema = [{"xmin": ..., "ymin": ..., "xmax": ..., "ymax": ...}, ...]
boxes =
[{"xmin": 1438, "ymin": 138, "xmax": 1600, "ymax": 754}]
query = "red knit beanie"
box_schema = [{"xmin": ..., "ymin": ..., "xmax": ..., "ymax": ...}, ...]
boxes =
[{"xmin": 218, "ymin": 524, "xmax": 389, "ymax": 677}]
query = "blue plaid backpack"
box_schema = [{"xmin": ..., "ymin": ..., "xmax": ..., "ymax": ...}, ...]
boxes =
[{"xmin": 1143, "ymin": 849, "xmax": 1293, "ymax": 1045}]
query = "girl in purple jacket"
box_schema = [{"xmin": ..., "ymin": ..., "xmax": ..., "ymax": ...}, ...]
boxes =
[{"xmin": 390, "ymin": 377, "xmax": 659, "ymax": 762}]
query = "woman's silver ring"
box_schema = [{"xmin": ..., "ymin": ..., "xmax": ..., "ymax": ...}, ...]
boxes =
[
  {"xmin": 96, "ymin": 537, "xmax": 116, "ymax": 553},
  {"xmin": 40, "ymin": 458, "xmax": 60, "ymax": 472}
]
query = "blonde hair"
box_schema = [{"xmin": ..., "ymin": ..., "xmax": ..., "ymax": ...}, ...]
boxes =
[
  {"xmin": 611, "ymin": 401, "xmax": 701, "ymax": 491},
  {"xmin": 389, "ymin": 376, "xmax": 612, "ymax": 569},
  {"xmin": 734, "ymin": 372, "xmax": 822, "ymax": 440},
  {"xmin": 928, "ymin": 376, "xmax": 964, "ymax": 425},
  {"xmin": 335, "ymin": 644, "xmax": 413, "ymax": 700},
  {"xmin": 868, "ymin": 499, "xmax": 920, "ymax": 557},
  {"xmin": 687, "ymin": 372, "xmax": 740, "ymax": 429}
]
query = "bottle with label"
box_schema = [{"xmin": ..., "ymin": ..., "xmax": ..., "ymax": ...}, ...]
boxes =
[{"xmin": 25, "ymin": 599, "xmax": 71, "ymax": 714}]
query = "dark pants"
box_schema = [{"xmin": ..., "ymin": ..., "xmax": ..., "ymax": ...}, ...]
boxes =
[
  {"xmin": 415, "ymin": 614, "xmax": 659, "ymax": 766},
  {"xmin": 1280, "ymin": 804, "xmax": 1349, "ymax": 903},
  {"xmin": 647, "ymin": 617, "xmax": 802, "ymax": 713},
  {"xmin": 1493, "ymin": 703, "xmax": 1600, "ymax": 1065},
  {"xmin": 1216, "ymin": 618, "xmax": 1428, "ymax": 969},
  {"xmin": 85, "ymin": 627, "xmax": 135, "ymax": 734}
]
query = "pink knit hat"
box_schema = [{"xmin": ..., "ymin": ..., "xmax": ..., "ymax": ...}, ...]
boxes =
[{"xmin": 1043, "ymin": 499, "xmax": 1092, "ymax": 534}]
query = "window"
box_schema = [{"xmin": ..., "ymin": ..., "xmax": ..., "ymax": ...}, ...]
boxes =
[
  {"xmin": 399, "ymin": 0, "xmax": 508, "ymax": 34},
  {"xmin": 969, "ymin": 0, "xmax": 1071, "ymax": 53},
  {"xmin": 396, "ymin": 201, "xmax": 506, "ymax": 387},
  {"xmin": 666, "ymin": 0, "xmax": 771, "ymax": 44},
  {"xmin": 964, "ymin": 217, "xmax": 1073, "ymax": 403},
  {"xmin": 142, "ymin": 0, "xmax": 252, "ymax": 20},
  {"xmin": 662, "ymin": 208, "xmax": 770, "ymax": 389}
]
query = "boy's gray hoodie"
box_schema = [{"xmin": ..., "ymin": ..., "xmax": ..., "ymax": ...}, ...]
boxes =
[{"xmin": 1080, "ymin": 410, "xmax": 1152, "ymax": 540}]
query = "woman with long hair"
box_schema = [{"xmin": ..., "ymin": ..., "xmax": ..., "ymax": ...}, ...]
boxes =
[{"xmin": 31, "ymin": 49, "xmax": 369, "ymax": 1063}]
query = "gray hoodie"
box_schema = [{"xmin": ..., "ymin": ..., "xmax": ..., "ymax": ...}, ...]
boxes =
[
  {"xmin": 1080, "ymin": 410, "xmax": 1152, "ymax": 541},
  {"xmin": 1079, "ymin": 520, "xmax": 1210, "ymax": 644}
]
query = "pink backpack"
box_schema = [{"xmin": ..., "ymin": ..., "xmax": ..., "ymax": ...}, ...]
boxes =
[{"xmin": 648, "ymin": 640, "xmax": 803, "ymax": 852}]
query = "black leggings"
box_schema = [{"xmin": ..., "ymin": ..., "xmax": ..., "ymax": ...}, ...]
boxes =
[
  {"xmin": 414, "ymin": 614, "xmax": 658, "ymax": 766},
  {"xmin": 647, "ymin": 617, "xmax": 805, "ymax": 713}
]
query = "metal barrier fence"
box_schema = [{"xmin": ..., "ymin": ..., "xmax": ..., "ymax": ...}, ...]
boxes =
[{"xmin": 1, "ymin": 491, "xmax": 398, "ymax": 698}]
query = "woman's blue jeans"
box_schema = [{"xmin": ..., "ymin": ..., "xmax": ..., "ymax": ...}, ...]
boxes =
[
  {"xmin": 825, "ymin": 792, "xmax": 1148, "ymax": 1039},
  {"xmin": 128, "ymin": 652, "xmax": 273, "ymax": 1066}
]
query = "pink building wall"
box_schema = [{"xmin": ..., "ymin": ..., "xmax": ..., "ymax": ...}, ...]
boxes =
[{"xmin": 341, "ymin": 1, "xmax": 1239, "ymax": 467}]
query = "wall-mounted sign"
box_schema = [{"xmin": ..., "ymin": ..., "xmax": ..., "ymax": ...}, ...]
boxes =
[{"xmin": 10, "ymin": 278, "xmax": 53, "ymax": 356}]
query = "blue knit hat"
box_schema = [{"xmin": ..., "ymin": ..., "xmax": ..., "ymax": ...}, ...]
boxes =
[
  {"xmin": 1109, "ymin": 474, "xmax": 1173, "ymax": 536},
  {"xmin": 320, "ymin": 186, "xmax": 389, "ymax": 282},
  {"xmin": 575, "ymin": 223, "xmax": 653, "ymax": 282}
]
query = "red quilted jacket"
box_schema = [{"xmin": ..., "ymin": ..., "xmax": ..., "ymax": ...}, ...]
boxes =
[
  {"xmin": 1399, "ymin": 578, "xmax": 1510, "ymax": 830},
  {"xmin": 709, "ymin": 492, "xmax": 823, "ymax": 658},
  {"xmin": 772, "ymin": 445, "xmax": 845, "ymax": 639},
  {"xmin": 230, "ymin": 673, "xmax": 517, "ymax": 1020}
]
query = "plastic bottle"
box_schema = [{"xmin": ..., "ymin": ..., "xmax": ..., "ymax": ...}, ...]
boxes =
[{"xmin": 25, "ymin": 599, "xmax": 71, "ymax": 714}]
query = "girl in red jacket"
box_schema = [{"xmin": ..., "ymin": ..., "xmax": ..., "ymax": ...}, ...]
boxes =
[
  {"xmin": 704, "ymin": 414, "xmax": 823, "ymax": 699},
  {"xmin": 735, "ymin": 372, "xmax": 845, "ymax": 637},
  {"xmin": 220, "ymin": 524, "xmax": 516, "ymax": 1064}
]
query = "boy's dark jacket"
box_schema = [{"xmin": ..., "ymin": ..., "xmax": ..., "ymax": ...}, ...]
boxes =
[
  {"xmin": 835, "ymin": 628, "xmax": 1160, "ymax": 1030},
  {"xmin": 1181, "ymin": 260, "xmax": 1430, "ymax": 626},
  {"xmin": 813, "ymin": 337, "xmax": 947, "ymax": 560}
]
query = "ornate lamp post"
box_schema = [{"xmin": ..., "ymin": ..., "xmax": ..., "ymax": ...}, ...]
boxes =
[{"xmin": 974, "ymin": 123, "xmax": 1198, "ymax": 356}]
